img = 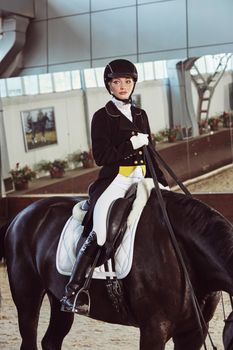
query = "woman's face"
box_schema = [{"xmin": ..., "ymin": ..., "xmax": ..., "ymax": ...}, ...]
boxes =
[{"xmin": 109, "ymin": 77, "xmax": 134, "ymax": 100}]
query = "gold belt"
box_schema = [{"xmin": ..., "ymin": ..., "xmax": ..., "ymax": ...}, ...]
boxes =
[{"xmin": 119, "ymin": 165, "xmax": 146, "ymax": 177}]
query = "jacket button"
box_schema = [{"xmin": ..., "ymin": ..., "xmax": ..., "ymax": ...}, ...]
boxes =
[
  {"xmin": 140, "ymin": 160, "xmax": 144, "ymax": 164},
  {"xmin": 139, "ymin": 151, "xmax": 142, "ymax": 155},
  {"xmin": 131, "ymin": 131, "xmax": 135, "ymax": 135},
  {"xmin": 134, "ymin": 160, "xmax": 138, "ymax": 165}
]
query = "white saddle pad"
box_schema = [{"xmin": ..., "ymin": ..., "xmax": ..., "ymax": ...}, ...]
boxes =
[
  {"xmin": 56, "ymin": 214, "xmax": 140, "ymax": 279},
  {"xmin": 56, "ymin": 179, "xmax": 167, "ymax": 279}
]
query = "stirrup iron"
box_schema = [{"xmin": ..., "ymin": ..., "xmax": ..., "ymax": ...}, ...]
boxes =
[
  {"xmin": 72, "ymin": 287, "xmax": 91, "ymax": 316},
  {"xmin": 73, "ymin": 249, "xmax": 101, "ymax": 315}
]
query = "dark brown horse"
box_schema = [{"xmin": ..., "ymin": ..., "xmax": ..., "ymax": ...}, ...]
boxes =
[{"xmin": 1, "ymin": 190, "xmax": 233, "ymax": 350}]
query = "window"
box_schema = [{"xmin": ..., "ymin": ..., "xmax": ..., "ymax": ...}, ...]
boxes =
[
  {"xmin": 23, "ymin": 75, "xmax": 39, "ymax": 95},
  {"xmin": 154, "ymin": 61, "xmax": 168, "ymax": 79},
  {"xmin": 0, "ymin": 79, "xmax": 7, "ymax": 97},
  {"xmin": 205, "ymin": 56, "xmax": 216, "ymax": 74},
  {"xmin": 192, "ymin": 57, "xmax": 206, "ymax": 75},
  {"xmin": 84, "ymin": 69, "xmax": 97, "ymax": 88},
  {"xmin": 135, "ymin": 63, "xmax": 144, "ymax": 82},
  {"xmin": 39, "ymin": 74, "xmax": 53, "ymax": 93},
  {"xmin": 53, "ymin": 72, "xmax": 71, "ymax": 92},
  {"xmin": 143, "ymin": 62, "xmax": 155, "ymax": 80},
  {"xmin": 95, "ymin": 67, "xmax": 105, "ymax": 87},
  {"xmin": 71, "ymin": 70, "xmax": 81, "ymax": 89},
  {"xmin": 6, "ymin": 77, "xmax": 23, "ymax": 96}
]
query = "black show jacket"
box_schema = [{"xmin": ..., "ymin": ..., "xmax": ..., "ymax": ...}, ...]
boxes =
[{"xmin": 83, "ymin": 101, "xmax": 168, "ymax": 229}]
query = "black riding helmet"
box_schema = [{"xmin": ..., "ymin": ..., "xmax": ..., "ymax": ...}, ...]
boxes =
[{"xmin": 104, "ymin": 59, "xmax": 138, "ymax": 95}]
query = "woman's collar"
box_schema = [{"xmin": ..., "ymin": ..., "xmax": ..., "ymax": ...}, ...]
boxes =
[{"xmin": 105, "ymin": 100, "xmax": 142, "ymax": 117}]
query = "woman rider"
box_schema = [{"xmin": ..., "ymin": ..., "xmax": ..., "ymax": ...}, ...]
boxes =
[{"xmin": 60, "ymin": 59, "xmax": 168, "ymax": 313}]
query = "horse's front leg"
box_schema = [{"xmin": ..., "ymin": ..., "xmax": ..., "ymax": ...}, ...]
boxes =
[
  {"xmin": 41, "ymin": 293, "xmax": 74, "ymax": 350},
  {"xmin": 139, "ymin": 320, "xmax": 169, "ymax": 350}
]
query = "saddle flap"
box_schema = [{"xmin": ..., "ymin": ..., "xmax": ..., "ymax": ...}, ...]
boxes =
[{"xmin": 105, "ymin": 183, "xmax": 137, "ymax": 258}]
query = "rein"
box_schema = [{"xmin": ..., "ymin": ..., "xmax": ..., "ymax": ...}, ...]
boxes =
[
  {"xmin": 147, "ymin": 143, "xmax": 191, "ymax": 196},
  {"xmin": 144, "ymin": 145, "xmax": 217, "ymax": 350}
]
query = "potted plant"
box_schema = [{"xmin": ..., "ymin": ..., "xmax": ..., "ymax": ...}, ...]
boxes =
[
  {"xmin": 198, "ymin": 119, "xmax": 209, "ymax": 135},
  {"xmin": 10, "ymin": 163, "xmax": 36, "ymax": 190},
  {"xmin": 35, "ymin": 159, "xmax": 68, "ymax": 178},
  {"xmin": 67, "ymin": 150, "xmax": 82, "ymax": 169},
  {"xmin": 151, "ymin": 132, "xmax": 165, "ymax": 147},
  {"xmin": 167, "ymin": 128, "xmax": 178, "ymax": 142},
  {"xmin": 161, "ymin": 127, "xmax": 182, "ymax": 143},
  {"xmin": 79, "ymin": 149, "xmax": 95, "ymax": 169},
  {"xmin": 220, "ymin": 111, "xmax": 233, "ymax": 128},
  {"xmin": 208, "ymin": 117, "xmax": 220, "ymax": 131}
]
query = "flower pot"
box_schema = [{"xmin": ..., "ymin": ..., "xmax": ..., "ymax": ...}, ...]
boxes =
[
  {"xmin": 49, "ymin": 169, "xmax": 64, "ymax": 178},
  {"xmin": 210, "ymin": 125, "xmax": 219, "ymax": 131},
  {"xmin": 168, "ymin": 135, "xmax": 176, "ymax": 143},
  {"xmin": 82, "ymin": 160, "xmax": 94, "ymax": 169},
  {"xmin": 14, "ymin": 181, "xmax": 29, "ymax": 191},
  {"xmin": 199, "ymin": 126, "xmax": 209, "ymax": 135},
  {"xmin": 223, "ymin": 120, "xmax": 230, "ymax": 128}
]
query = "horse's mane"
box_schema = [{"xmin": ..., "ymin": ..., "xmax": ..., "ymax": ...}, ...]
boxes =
[{"xmin": 152, "ymin": 190, "xmax": 233, "ymax": 272}]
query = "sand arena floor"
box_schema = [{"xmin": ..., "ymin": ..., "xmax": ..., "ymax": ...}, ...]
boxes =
[{"xmin": 0, "ymin": 164, "xmax": 233, "ymax": 349}]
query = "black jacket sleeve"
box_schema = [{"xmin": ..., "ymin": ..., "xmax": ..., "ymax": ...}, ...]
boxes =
[{"xmin": 91, "ymin": 111, "xmax": 135, "ymax": 166}]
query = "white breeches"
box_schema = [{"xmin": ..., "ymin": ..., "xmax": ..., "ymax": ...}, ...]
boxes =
[{"xmin": 93, "ymin": 167, "xmax": 144, "ymax": 246}]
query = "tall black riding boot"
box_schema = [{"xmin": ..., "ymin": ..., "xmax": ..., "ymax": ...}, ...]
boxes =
[{"xmin": 60, "ymin": 231, "xmax": 99, "ymax": 313}]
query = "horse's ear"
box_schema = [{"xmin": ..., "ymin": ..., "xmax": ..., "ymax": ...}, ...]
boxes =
[{"xmin": 223, "ymin": 311, "xmax": 233, "ymax": 350}]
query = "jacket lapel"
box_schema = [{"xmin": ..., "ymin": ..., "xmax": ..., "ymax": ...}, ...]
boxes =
[
  {"xmin": 131, "ymin": 105, "xmax": 143, "ymax": 129},
  {"xmin": 105, "ymin": 101, "xmax": 142, "ymax": 132},
  {"xmin": 119, "ymin": 113, "xmax": 137, "ymax": 131}
]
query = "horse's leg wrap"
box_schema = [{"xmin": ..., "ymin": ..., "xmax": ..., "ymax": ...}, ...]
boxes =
[{"xmin": 60, "ymin": 231, "xmax": 99, "ymax": 314}]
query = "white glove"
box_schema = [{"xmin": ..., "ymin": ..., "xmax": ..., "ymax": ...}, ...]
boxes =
[{"xmin": 130, "ymin": 133, "xmax": 149, "ymax": 150}]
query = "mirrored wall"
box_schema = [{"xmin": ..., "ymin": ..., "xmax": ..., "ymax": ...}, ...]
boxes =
[{"xmin": 1, "ymin": 55, "xmax": 233, "ymax": 195}]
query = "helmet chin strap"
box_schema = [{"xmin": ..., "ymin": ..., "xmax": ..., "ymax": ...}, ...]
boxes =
[{"xmin": 111, "ymin": 94, "xmax": 132, "ymax": 104}]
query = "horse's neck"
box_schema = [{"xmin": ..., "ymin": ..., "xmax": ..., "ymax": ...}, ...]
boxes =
[
  {"xmin": 161, "ymin": 191, "xmax": 233, "ymax": 295},
  {"xmin": 180, "ymin": 210, "xmax": 233, "ymax": 294},
  {"xmin": 134, "ymin": 190, "xmax": 233, "ymax": 295}
]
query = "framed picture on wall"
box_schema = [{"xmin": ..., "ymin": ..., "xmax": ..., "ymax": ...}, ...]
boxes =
[{"xmin": 21, "ymin": 107, "xmax": 58, "ymax": 151}]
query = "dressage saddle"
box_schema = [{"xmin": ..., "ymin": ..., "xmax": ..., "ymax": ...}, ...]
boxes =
[
  {"xmin": 104, "ymin": 183, "xmax": 137, "ymax": 259},
  {"xmin": 78, "ymin": 183, "xmax": 137, "ymax": 266}
]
